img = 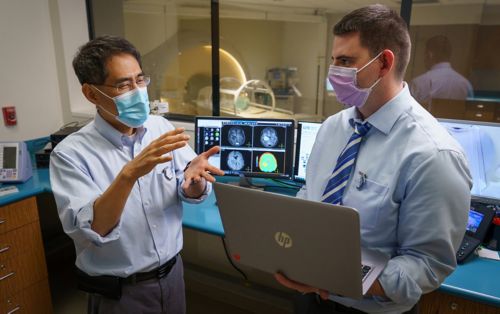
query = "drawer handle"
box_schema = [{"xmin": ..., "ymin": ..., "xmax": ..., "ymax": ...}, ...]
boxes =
[
  {"xmin": 7, "ymin": 306, "xmax": 20, "ymax": 314},
  {"xmin": 0, "ymin": 246, "xmax": 10, "ymax": 253},
  {"xmin": 0, "ymin": 271, "xmax": 15, "ymax": 281},
  {"xmin": 475, "ymin": 113, "xmax": 483, "ymax": 117},
  {"xmin": 477, "ymin": 104, "xmax": 484, "ymax": 109},
  {"xmin": 0, "ymin": 219, "xmax": 5, "ymax": 224}
]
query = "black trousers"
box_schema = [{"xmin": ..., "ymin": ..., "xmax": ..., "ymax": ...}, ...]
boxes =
[{"xmin": 294, "ymin": 293, "xmax": 367, "ymax": 314}]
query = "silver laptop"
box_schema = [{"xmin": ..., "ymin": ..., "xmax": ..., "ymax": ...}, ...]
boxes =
[{"xmin": 213, "ymin": 182, "xmax": 388, "ymax": 299}]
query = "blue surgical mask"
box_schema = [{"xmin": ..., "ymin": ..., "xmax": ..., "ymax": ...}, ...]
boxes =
[{"xmin": 93, "ymin": 86, "xmax": 150, "ymax": 128}]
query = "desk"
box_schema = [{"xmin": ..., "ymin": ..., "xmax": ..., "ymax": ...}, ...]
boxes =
[{"xmin": 1, "ymin": 168, "xmax": 499, "ymax": 312}]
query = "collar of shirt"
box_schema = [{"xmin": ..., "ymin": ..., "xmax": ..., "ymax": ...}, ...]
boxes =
[
  {"xmin": 430, "ymin": 62, "xmax": 452, "ymax": 71},
  {"xmin": 94, "ymin": 113, "xmax": 147, "ymax": 149},
  {"xmin": 349, "ymin": 83, "xmax": 412, "ymax": 136}
]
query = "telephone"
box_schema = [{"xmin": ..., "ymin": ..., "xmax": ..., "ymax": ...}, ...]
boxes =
[
  {"xmin": 456, "ymin": 200, "xmax": 495, "ymax": 264},
  {"xmin": 0, "ymin": 141, "xmax": 32, "ymax": 183}
]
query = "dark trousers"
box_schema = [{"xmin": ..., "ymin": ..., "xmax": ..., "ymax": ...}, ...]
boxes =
[
  {"xmin": 294, "ymin": 293, "xmax": 367, "ymax": 314},
  {"xmin": 294, "ymin": 293, "xmax": 420, "ymax": 314},
  {"xmin": 88, "ymin": 255, "xmax": 186, "ymax": 314}
]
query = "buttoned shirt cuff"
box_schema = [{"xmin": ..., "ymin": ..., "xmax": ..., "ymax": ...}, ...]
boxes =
[
  {"xmin": 178, "ymin": 178, "xmax": 212, "ymax": 204},
  {"xmin": 75, "ymin": 197, "xmax": 122, "ymax": 246},
  {"xmin": 377, "ymin": 264, "xmax": 421, "ymax": 306}
]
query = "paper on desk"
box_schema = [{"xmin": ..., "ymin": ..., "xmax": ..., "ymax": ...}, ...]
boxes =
[
  {"xmin": 477, "ymin": 247, "xmax": 500, "ymax": 261},
  {"xmin": 0, "ymin": 186, "xmax": 19, "ymax": 197}
]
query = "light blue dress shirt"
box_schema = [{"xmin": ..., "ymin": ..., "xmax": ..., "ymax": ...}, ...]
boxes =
[
  {"xmin": 50, "ymin": 114, "xmax": 210, "ymax": 277},
  {"xmin": 298, "ymin": 84, "xmax": 472, "ymax": 313},
  {"xmin": 410, "ymin": 62, "xmax": 473, "ymax": 104}
]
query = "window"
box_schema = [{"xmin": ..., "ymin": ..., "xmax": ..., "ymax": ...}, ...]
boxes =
[
  {"xmin": 90, "ymin": 1, "xmax": 500, "ymax": 123},
  {"xmin": 407, "ymin": 1, "xmax": 500, "ymax": 123},
  {"xmin": 89, "ymin": 0, "xmax": 386, "ymax": 121},
  {"xmin": 90, "ymin": 0, "xmax": 212, "ymax": 119}
]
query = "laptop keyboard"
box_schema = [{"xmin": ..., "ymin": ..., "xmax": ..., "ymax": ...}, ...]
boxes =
[{"xmin": 361, "ymin": 265, "xmax": 372, "ymax": 281}]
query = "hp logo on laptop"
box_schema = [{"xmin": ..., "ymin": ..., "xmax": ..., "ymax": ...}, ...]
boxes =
[{"xmin": 274, "ymin": 232, "xmax": 293, "ymax": 248}]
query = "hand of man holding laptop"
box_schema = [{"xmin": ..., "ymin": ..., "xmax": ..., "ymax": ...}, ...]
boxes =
[{"xmin": 274, "ymin": 273, "xmax": 386, "ymax": 299}]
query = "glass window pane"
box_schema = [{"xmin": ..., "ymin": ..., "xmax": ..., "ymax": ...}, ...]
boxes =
[
  {"xmin": 407, "ymin": 0, "xmax": 500, "ymax": 123},
  {"xmin": 218, "ymin": 1, "xmax": 399, "ymax": 121},
  {"xmin": 91, "ymin": 0, "xmax": 212, "ymax": 117}
]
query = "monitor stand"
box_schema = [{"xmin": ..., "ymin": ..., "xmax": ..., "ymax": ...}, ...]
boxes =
[{"xmin": 227, "ymin": 174, "xmax": 265, "ymax": 189}]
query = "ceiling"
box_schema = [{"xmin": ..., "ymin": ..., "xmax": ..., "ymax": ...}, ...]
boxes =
[{"xmin": 123, "ymin": 0, "xmax": 500, "ymax": 16}]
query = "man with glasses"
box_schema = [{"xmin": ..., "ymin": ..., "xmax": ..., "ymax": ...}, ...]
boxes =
[
  {"xmin": 50, "ymin": 35, "xmax": 223, "ymax": 313},
  {"xmin": 275, "ymin": 5, "xmax": 471, "ymax": 314}
]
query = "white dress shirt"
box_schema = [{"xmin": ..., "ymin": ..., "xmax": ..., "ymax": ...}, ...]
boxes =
[{"xmin": 298, "ymin": 84, "xmax": 472, "ymax": 313}]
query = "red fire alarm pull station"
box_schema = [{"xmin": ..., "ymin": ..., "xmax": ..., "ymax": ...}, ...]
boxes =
[{"xmin": 2, "ymin": 106, "xmax": 17, "ymax": 126}]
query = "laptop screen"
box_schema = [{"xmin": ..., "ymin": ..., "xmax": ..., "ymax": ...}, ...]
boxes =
[{"xmin": 439, "ymin": 119, "xmax": 500, "ymax": 199}]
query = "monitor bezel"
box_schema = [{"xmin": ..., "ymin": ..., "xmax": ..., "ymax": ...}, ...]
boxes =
[
  {"xmin": 293, "ymin": 121, "xmax": 322, "ymax": 182},
  {"xmin": 0, "ymin": 142, "xmax": 19, "ymax": 170},
  {"xmin": 195, "ymin": 116, "xmax": 296, "ymax": 179},
  {"xmin": 437, "ymin": 118, "xmax": 500, "ymax": 127}
]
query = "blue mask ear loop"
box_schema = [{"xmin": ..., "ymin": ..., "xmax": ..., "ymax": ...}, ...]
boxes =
[{"xmin": 91, "ymin": 85, "xmax": 120, "ymax": 118}]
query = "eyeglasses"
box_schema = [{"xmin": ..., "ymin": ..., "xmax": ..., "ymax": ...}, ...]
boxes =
[{"xmin": 99, "ymin": 75, "xmax": 151, "ymax": 94}]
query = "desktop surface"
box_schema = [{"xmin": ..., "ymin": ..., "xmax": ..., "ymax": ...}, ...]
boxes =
[{"xmin": 0, "ymin": 160, "xmax": 499, "ymax": 307}]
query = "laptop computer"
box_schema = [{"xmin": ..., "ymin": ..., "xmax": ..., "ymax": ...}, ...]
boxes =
[{"xmin": 213, "ymin": 182, "xmax": 389, "ymax": 299}]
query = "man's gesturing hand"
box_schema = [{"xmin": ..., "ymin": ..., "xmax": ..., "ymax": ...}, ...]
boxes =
[
  {"xmin": 122, "ymin": 128, "xmax": 189, "ymax": 181},
  {"xmin": 182, "ymin": 146, "xmax": 225, "ymax": 197}
]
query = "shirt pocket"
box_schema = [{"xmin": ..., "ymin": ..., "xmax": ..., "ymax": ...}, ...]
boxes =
[
  {"xmin": 156, "ymin": 162, "xmax": 175, "ymax": 182},
  {"xmin": 343, "ymin": 178, "xmax": 389, "ymax": 230}
]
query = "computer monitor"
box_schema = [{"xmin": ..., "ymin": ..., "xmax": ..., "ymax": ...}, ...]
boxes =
[
  {"xmin": 293, "ymin": 121, "xmax": 322, "ymax": 182},
  {"xmin": 439, "ymin": 119, "xmax": 500, "ymax": 200},
  {"xmin": 325, "ymin": 78, "xmax": 334, "ymax": 95},
  {"xmin": 195, "ymin": 117, "xmax": 295, "ymax": 179}
]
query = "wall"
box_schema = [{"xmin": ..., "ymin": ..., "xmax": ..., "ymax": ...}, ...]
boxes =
[
  {"xmin": 0, "ymin": 0, "xmax": 89, "ymax": 141},
  {"xmin": 282, "ymin": 22, "xmax": 327, "ymax": 116},
  {"xmin": 0, "ymin": 0, "xmax": 63, "ymax": 141}
]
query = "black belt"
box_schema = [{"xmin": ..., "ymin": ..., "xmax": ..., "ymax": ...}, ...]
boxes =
[
  {"xmin": 123, "ymin": 255, "xmax": 178, "ymax": 284},
  {"xmin": 76, "ymin": 255, "xmax": 178, "ymax": 300}
]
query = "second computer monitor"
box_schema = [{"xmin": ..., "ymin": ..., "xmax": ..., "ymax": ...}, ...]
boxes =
[
  {"xmin": 195, "ymin": 117, "xmax": 295, "ymax": 179},
  {"xmin": 294, "ymin": 121, "xmax": 322, "ymax": 182},
  {"xmin": 439, "ymin": 118, "xmax": 500, "ymax": 200}
]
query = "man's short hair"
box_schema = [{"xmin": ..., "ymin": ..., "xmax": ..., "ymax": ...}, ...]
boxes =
[
  {"xmin": 426, "ymin": 35, "xmax": 452, "ymax": 62},
  {"xmin": 72, "ymin": 35, "xmax": 142, "ymax": 85},
  {"xmin": 333, "ymin": 4, "xmax": 411, "ymax": 80}
]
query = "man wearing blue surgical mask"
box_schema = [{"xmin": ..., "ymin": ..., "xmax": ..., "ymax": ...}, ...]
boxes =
[
  {"xmin": 50, "ymin": 36, "xmax": 224, "ymax": 314},
  {"xmin": 275, "ymin": 5, "xmax": 472, "ymax": 314}
]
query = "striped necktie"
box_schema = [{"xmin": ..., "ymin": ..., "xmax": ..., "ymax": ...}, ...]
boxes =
[{"xmin": 321, "ymin": 120, "xmax": 371, "ymax": 205}]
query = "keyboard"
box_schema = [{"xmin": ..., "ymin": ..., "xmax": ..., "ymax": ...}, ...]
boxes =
[{"xmin": 361, "ymin": 265, "xmax": 372, "ymax": 281}]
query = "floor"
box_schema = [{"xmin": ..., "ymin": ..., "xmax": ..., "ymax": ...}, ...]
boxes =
[{"xmin": 48, "ymin": 250, "xmax": 293, "ymax": 314}]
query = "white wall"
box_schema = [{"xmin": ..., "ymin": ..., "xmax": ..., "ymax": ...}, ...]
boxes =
[
  {"xmin": 0, "ymin": 0, "xmax": 89, "ymax": 141},
  {"xmin": 0, "ymin": 0, "xmax": 62, "ymax": 141}
]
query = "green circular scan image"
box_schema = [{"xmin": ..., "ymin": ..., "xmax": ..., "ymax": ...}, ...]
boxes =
[{"xmin": 259, "ymin": 152, "xmax": 278, "ymax": 172}]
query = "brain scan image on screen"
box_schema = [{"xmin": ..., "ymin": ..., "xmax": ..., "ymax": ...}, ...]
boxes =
[
  {"xmin": 260, "ymin": 127, "xmax": 278, "ymax": 148},
  {"xmin": 227, "ymin": 150, "xmax": 246, "ymax": 171},
  {"xmin": 258, "ymin": 152, "xmax": 278, "ymax": 172},
  {"xmin": 227, "ymin": 126, "xmax": 246, "ymax": 147}
]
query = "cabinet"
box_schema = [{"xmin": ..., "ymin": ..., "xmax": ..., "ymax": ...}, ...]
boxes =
[
  {"xmin": 0, "ymin": 197, "xmax": 52, "ymax": 313},
  {"xmin": 420, "ymin": 291, "xmax": 499, "ymax": 314}
]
